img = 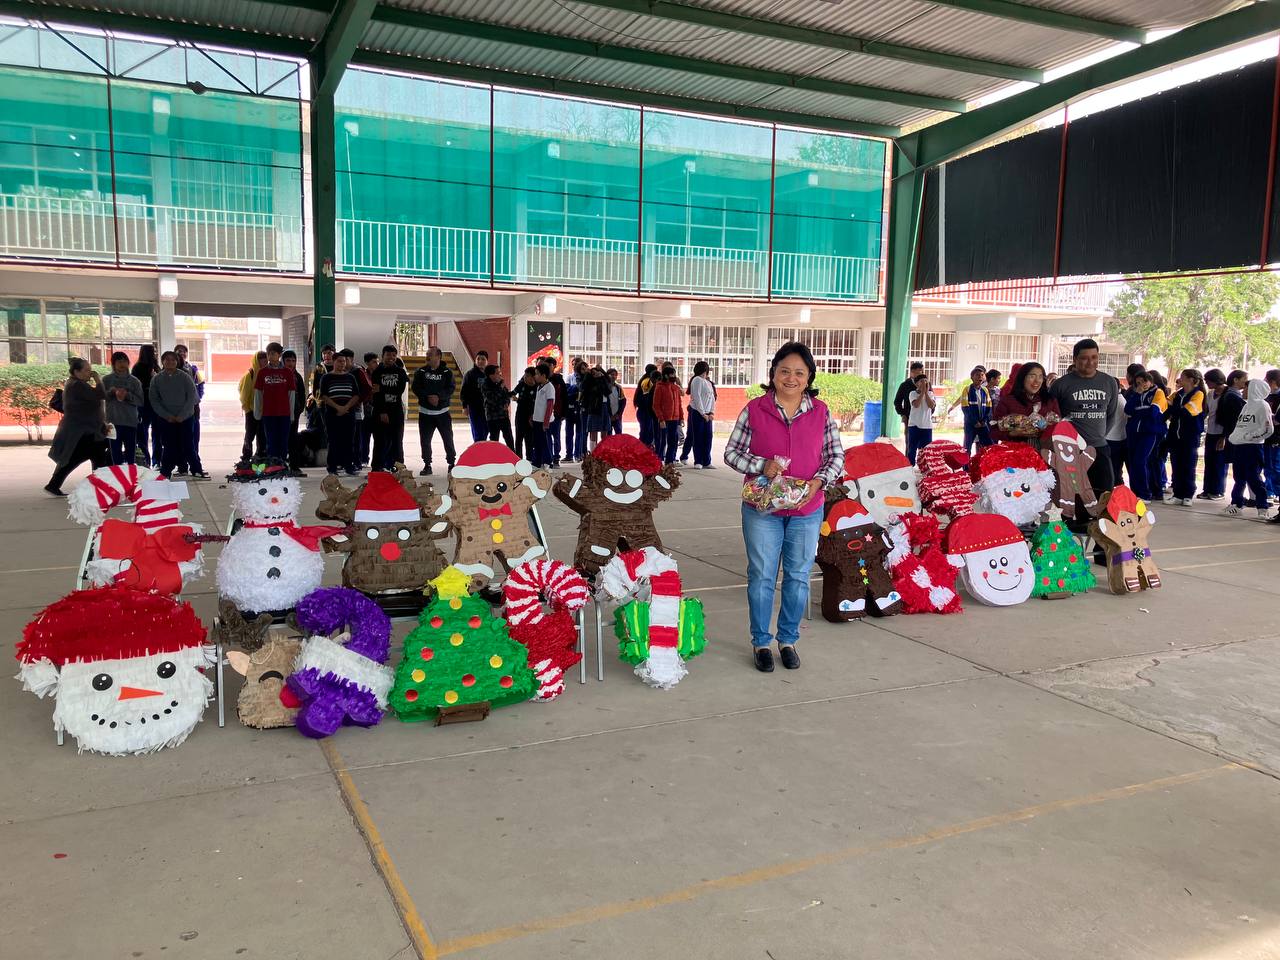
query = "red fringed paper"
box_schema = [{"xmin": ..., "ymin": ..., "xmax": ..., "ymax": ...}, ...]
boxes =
[
  {"xmin": 17, "ymin": 586, "xmax": 207, "ymax": 667},
  {"xmin": 589, "ymin": 435, "xmax": 664, "ymax": 477},
  {"xmin": 886, "ymin": 513, "xmax": 963, "ymax": 615}
]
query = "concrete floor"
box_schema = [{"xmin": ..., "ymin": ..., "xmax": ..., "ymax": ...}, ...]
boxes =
[{"xmin": 4, "ymin": 426, "xmax": 1280, "ymax": 960}]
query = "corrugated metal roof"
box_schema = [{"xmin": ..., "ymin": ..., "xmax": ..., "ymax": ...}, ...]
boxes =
[{"xmin": 7, "ymin": 0, "xmax": 1262, "ymax": 132}]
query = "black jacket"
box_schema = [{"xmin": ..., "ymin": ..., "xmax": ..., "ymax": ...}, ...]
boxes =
[
  {"xmin": 1216, "ymin": 389, "xmax": 1245, "ymax": 438},
  {"xmin": 513, "ymin": 380, "xmax": 537, "ymax": 423},
  {"xmin": 460, "ymin": 366, "xmax": 486, "ymax": 410},
  {"xmin": 892, "ymin": 378, "xmax": 915, "ymax": 419},
  {"xmin": 412, "ymin": 364, "xmax": 454, "ymax": 412}
]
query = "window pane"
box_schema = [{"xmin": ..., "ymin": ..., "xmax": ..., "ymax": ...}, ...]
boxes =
[
  {"xmin": 336, "ymin": 70, "xmax": 490, "ymax": 280},
  {"xmin": 642, "ymin": 111, "xmax": 771, "ymax": 297},
  {"xmin": 492, "ymin": 91, "xmax": 639, "ymax": 290}
]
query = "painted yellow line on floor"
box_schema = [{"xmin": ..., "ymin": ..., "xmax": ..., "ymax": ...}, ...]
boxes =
[
  {"xmin": 321, "ymin": 739, "xmax": 439, "ymax": 960},
  {"xmin": 436, "ymin": 763, "xmax": 1243, "ymax": 957},
  {"xmin": 1169, "ymin": 537, "xmax": 1280, "ymax": 553}
]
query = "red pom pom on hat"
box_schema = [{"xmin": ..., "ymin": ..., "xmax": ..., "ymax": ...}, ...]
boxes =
[
  {"xmin": 943, "ymin": 513, "xmax": 1025, "ymax": 555},
  {"xmin": 17, "ymin": 587, "xmax": 207, "ymax": 667},
  {"xmin": 588, "ymin": 435, "xmax": 664, "ymax": 477}
]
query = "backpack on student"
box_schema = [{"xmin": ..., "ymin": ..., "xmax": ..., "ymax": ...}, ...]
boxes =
[{"xmin": 49, "ymin": 388, "xmax": 64, "ymax": 413}]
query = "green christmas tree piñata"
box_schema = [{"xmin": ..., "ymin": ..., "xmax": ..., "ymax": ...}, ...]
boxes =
[
  {"xmin": 390, "ymin": 566, "xmax": 536, "ymax": 721},
  {"xmin": 1030, "ymin": 519, "xmax": 1095, "ymax": 596}
]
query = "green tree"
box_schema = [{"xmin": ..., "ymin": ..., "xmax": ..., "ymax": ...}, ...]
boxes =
[
  {"xmin": 1107, "ymin": 273, "xmax": 1280, "ymax": 373},
  {"xmin": 1030, "ymin": 520, "xmax": 1095, "ymax": 596},
  {"xmin": 389, "ymin": 567, "xmax": 535, "ymax": 721}
]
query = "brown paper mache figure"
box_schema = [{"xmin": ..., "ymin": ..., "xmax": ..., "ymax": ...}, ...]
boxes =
[
  {"xmin": 319, "ymin": 468, "xmax": 452, "ymax": 595},
  {"xmin": 447, "ymin": 441, "xmax": 552, "ymax": 590},
  {"xmin": 1041, "ymin": 421, "xmax": 1099, "ymax": 520},
  {"xmin": 553, "ymin": 434, "xmax": 679, "ymax": 580},
  {"xmin": 1088, "ymin": 484, "xmax": 1161, "ymax": 594},
  {"xmin": 816, "ymin": 500, "xmax": 903, "ymax": 622},
  {"xmin": 226, "ymin": 637, "xmax": 303, "ymax": 729}
]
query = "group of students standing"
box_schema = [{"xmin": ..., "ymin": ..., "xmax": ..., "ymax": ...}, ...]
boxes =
[
  {"xmin": 45, "ymin": 344, "xmax": 208, "ymax": 495},
  {"xmin": 631, "ymin": 361, "xmax": 717, "ymax": 468}
]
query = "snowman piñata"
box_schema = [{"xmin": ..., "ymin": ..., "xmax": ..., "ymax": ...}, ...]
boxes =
[
  {"xmin": 217, "ymin": 459, "xmax": 346, "ymax": 616},
  {"xmin": 943, "ymin": 513, "xmax": 1034, "ymax": 606},
  {"xmin": 16, "ymin": 587, "xmax": 212, "ymax": 754},
  {"xmin": 840, "ymin": 443, "xmax": 921, "ymax": 528},
  {"xmin": 968, "ymin": 442, "xmax": 1054, "ymax": 527}
]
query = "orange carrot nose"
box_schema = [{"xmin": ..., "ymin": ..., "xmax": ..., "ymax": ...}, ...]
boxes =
[
  {"xmin": 1012, "ymin": 491, "xmax": 1023, "ymax": 498},
  {"xmin": 118, "ymin": 686, "xmax": 163, "ymax": 700},
  {"xmin": 884, "ymin": 496, "xmax": 914, "ymax": 507}
]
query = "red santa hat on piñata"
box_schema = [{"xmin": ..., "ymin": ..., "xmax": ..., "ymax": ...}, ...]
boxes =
[
  {"xmin": 354, "ymin": 471, "xmax": 423, "ymax": 524},
  {"xmin": 452, "ymin": 440, "xmax": 547, "ymax": 496},
  {"xmin": 822, "ymin": 500, "xmax": 877, "ymax": 536},
  {"xmin": 968, "ymin": 442, "xmax": 1048, "ymax": 484},
  {"xmin": 843, "ymin": 442, "xmax": 911, "ymax": 481},
  {"xmin": 943, "ymin": 512, "xmax": 1024, "ymax": 556},
  {"xmin": 1044, "ymin": 421, "xmax": 1085, "ymax": 447}
]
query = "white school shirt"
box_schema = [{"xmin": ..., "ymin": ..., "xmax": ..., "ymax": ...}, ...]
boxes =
[
  {"xmin": 689, "ymin": 376, "xmax": 716, "ymax": 417},
  {"xmin": 532, "ymin": 381, "xmax": 556, "ymax": 423},
  {"xmin": 907, "ymin": 390, "xmax": 935, "ymax": 430}
]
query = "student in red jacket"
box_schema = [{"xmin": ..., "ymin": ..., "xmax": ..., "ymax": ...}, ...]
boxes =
[
  {"xmin": 652, "ymin": 364, "xmax": 684, "ymax": 465},
  {"xmin": 991, "ymin": 361, "xmax": 1060, "ymax": 446}
]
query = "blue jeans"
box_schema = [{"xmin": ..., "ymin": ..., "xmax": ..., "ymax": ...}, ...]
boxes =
[
  {"xmin": 466, "ymin": 405, "xmax": 488, "ymax": 443},
  {"xmin": 1170, "ymin": 433, "xmax": 1201, "ymax": 500},
  {"xmin": 262, "ymin": 415, "xmax": 291, "ymax": 460},
  {"xmin": 659, "ymin": 420, "xmax": 680, "ymax": 464},
  {"xmin": 906, "ymin": 426, "xmax": 932, "ymax": 465},
  {"xmin": 637, "ymin": 408, "xmax": 654, "ymax": 448},
  {"xmin": 109, "ymin": 424, "xmax": 137, "ymax": 466},
  {"xmin": 962, "ymin": 412, "xmax": 991, "ymax": 454},
  {"xmin": 741, "ymin": 503, "xmax": 822, "ymax": 648},
  {"xmin": 1126, "ymin": 432, "xmax": 1160, "ymax": 500},
  {"xmin": 1231, "ymin": 444, "xmax": 1269, "ymax": 508},
  {"xmin": 1265, "ymin": 446, "xmax": 1280, "ymax": 498},
  {"xmin": 549, "ymin": 417, "xmax": 563, "ymax": 462},
  {"xmin": 1204, "ymin": 437, "xmax": 1229, "ymax": 496},
  {"xmin": 530, "ymin": 422, "xmax": 550, "ymax": 468}
]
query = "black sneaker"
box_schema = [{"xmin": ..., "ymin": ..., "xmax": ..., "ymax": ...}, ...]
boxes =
[
  {"xmin": 43, "ymin": 483, "xmax": 65, "ymax": 497},
  {"xmin": 419, "ymin": 467, "xmax": 431, "ymax": 476},
  {"xmin": 189, "ymin": 471, "xmax": 211, "ymax": 481},
  {"xmin": 753, "ymin": 648, "xmax": 774, "ymax": 672},
  {"xmin": 1194, "ymin": 492, "xmax": 1214, "ymax": 500},
  {"xmin": 174, "ymin": 470, "xmax": 189, "ymax": 477},
  {"xmin": 345, "ymin": 468, "xmax": 361, "ymax": 477},
  {"xmin": 779, "ymin": 645, "xmax": 800, "ymax": 670}
]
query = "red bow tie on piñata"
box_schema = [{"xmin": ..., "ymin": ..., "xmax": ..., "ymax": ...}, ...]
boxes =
[
  {"xmin": 478, "ymin": 504, "xmax": 513, "ymax": 520},
  {"xmin": 241, "ymin": 519, "xmax": 347, "ymax": 552},
  {"xmin": 97, "ymin": 518, "xmax": 199, "ymax": 595}
]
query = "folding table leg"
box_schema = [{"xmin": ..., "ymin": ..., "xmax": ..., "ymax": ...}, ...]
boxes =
[
  {"xmin": 595, "ymin": 597, "xmax": 604, "ymax": 682},
  {"xmin": 576, "ymin": 608, "xmax": 587, "ymax": 684},
  {"xmin": 216, "ymin": 641, "xmax": 225, "ymax": 728},
  {"xmin": 56, "ymin": 726, "xmax": 63, "ymax": 747}
]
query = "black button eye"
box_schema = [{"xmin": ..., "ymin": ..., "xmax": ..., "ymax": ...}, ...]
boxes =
[
  {"xmin": 258, "ymin": 488, "xmax": 267, "ymax": 496},
  {"xmin": 1020, "ymin": 483, "xmax": 1031, "ymax": 493},
  {"xmin": 988, "ymin": 559, "xmax": 998, "ymax": 569},
  {"xmin": 900, "ymin": 481, "xmax": 909, "ymax": 490},
  {"xmin": 496, "ymin": 481, "xmax": 508, "ymax": 493},
  {"xmin": 92, "ymin": 673, "xmax": 113, "ymax": 691},
  {"xmin": 865, "ymin": 489, "xmax": 875, "ymax": 498},
  {"xmin": 157, "ymin": 661, "xmax": 176, "ymax": 679},
  {"xmin": 473, "ymin": 483, "xmax": 485, "ymax": 495},
  {"xmin": 282, "ymin": 486, "xmax": 289, "ymax": 494}
]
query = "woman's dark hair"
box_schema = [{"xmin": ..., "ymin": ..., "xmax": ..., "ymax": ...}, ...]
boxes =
[
  {"xmin": 693, "ymin": 360, "xmax": 709, "ymax": 377},
  {"xmin": 1011, "ymin": 361, "xmax": 1049, "ymax": 405},
  {"xmin": 764, "ymin": 342, "xmax": 818, "ymax": 395},
  {"xmin": 1126, "ymin": 363, "xmax": 1145, "ymax": 384},
  {"xmin": 136, "ymin": 344, "xmax": 159, "ymax": 372},
  {"xmin": 110, "ymin": 351, "xmax": 129, "ymax": 365},
  {"xmin": 1205, "ymin": 367, "xmax": 1225, "ymax": 386},
  {"xmin": 68, "ymin": 357, "xmax": 89, "ymax": 375},
  {"xmin": 1180, "ymin": 368, "xmax": 1205, "ymax": 394}
]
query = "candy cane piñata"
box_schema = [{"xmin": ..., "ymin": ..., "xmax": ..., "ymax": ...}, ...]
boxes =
[
  {"xmin": 597, "ymin": 547, "xmax": 689, "ymax": 689},
  {"xmin": 503, "ymin": 559, "xmax": 591, "ymax": 701}
]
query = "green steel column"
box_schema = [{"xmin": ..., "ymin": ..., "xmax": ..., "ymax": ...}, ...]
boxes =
[
  {"xmin": 879, "ymin": 136, "xmax": 924, "ymax": 440},
  {"xmin": 311, "ymin": 90, "xmax": 336, "ymax": 350}
]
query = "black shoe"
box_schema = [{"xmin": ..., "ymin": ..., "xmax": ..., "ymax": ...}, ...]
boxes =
[
  {"xmin": 753, "ymin": 648, "xmax": 775, "ymax": 673},
  {"xmin": 420, "ymin": 466, "xmax": 431, "ymax": 476},
  {"xmin": 289, "ymin": 469, "xmax": 306, "ymax": 478},
  {"xmin": 189, "ymin": 471, "xmax": 211, "ymax": 480},
  {"xmin": 43, "ymin": 483, "xmax": 65, "ymax": 497},
  {"xmin": 1194, "ymin": 492, "xmax": 1214, "ymax": 500},
  {"xmin": 345, "ymin": 468, "xmax": 361, "ymax": 477},
  {"xmin": 778, "ymin": 645, "xmax": 800, "ymax": 670}
]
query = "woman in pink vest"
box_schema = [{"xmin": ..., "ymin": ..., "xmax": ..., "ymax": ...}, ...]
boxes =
[{"xmin": 724, "ymin": 343, "xmax": 844, "ymax": 672}]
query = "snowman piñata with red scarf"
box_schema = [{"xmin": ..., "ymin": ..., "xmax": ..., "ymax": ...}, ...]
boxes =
[{"xmin": 217, "ymin": 458, "xmax": 345, "ymax": 616}]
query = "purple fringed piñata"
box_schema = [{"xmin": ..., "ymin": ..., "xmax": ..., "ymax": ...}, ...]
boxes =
[{"xmin": 287, "ymin": 587, "xmax": 394, "ymax": 738}]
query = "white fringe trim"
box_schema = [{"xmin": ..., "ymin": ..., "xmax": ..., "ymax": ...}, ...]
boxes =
[
  {"xmin": 633, "ymin": 646, "xmax": 687, "ymax": 690},
  {"xmin": 294, "ymin": 634, "xmax": 393, "ymax": 709}
]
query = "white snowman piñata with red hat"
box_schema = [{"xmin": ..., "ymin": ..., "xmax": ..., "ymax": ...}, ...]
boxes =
[
  {"xmin": 943, "ymin": 513, "xmax": 1034, "ymax": 607},
  {"xmin": 968, "ymin": 442, "xmax": 1054, "ymax": 527},
  {"xmin": 217, "ymin": 458, "xmax": 346, "ymax": 615},
  {"xmin": 840, "ymin": 443, "xmax": 921, "ymax": 528},
  {"xmin": 447, "ymin": 440, "xmax": 552, "ymax": 589},
  {"xmin": 16, "ymin": 587, "xmax": 213, "ymax": 754}
]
